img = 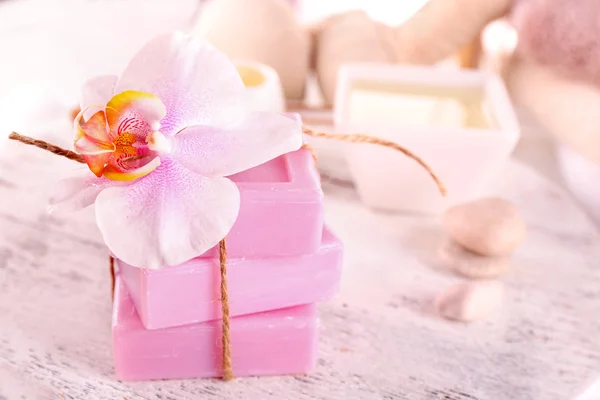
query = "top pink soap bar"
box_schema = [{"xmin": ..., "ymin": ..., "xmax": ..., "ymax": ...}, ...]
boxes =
[
  {"xmin": 199, "ymin": 113, "xmax": 322, "ymax": 258},
  {"xmin": 208, "ymin": 149, "xmax": 322, "ymax": 257}
]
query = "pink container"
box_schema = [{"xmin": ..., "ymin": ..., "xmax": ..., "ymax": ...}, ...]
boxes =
[
  {"xmin": 112, "ymin": 277, "xmax": 319, "ymax": 381},
  {"xmin": 119, "ymin": 227, "xmax": 342, "ymax": 329}
]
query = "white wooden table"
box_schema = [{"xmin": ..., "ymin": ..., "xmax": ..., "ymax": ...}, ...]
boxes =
[
  {"xmin": 1, "ymin": 2, "xmax": 600, "ymax": 398},
  {"xmin": 1, "ymin": 116, "xmax": 600, "ymax": 399}
]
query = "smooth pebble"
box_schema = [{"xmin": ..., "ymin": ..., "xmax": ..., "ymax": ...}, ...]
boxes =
[
  {"xmin": 438, "ymin": 239, "xmax": 510, "ymax": 279},
  {"xmin": 435, "ymin": 280, "xmax": 504, "ymax": 322},
  {"xmin": 443, "ymin": 197, "xmax": 526, "ymax": 256}
]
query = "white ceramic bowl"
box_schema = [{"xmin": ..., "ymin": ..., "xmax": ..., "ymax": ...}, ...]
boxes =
[{"xmin": 334, "ymin": 64, "xmax": 520, "ymax": 215}]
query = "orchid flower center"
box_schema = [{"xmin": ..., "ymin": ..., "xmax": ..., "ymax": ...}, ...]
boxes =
[{"xmin": 74, "ymin": 90, "xmax": 167, "ymax": 182}]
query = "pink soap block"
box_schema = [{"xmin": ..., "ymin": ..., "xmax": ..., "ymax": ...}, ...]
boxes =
[
  {"xmin": 207, "ymin": 147, "xmax": 322, "ymax": 258},
  {"xmin": 119, "ymin": 227, "xmax": 342, "ymax": 329},
  {"xmin": 199, "ymin": 112, "xmax": 321, "ymax": 258},
  {"xmin": 112, "ymin": 277, "xmax": 319, "ymax": 381}
]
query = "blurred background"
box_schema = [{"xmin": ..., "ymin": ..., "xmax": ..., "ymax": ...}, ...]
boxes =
[{"xmin": 0, "ymin": 0, "xmax": 598, "ymax": 225}]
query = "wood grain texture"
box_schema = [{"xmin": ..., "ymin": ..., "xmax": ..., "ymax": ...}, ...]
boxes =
[{"xmin": 1, "ymin": 128, "xmax": 600, "ymax": 400}]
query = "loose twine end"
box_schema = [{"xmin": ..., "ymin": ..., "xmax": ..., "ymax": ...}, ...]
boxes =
[
  {"xmin": 301, "ymin": 126, "xmax": 447, "ymax": 197},
  {"xmin": 8, "ymin": 132, "xmax": 85, "ymax": 164}
]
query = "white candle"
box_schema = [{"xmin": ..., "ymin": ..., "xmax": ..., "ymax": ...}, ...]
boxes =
[{"xmin": 235, "ymin": 61, "xmax": 285, "ymax": 113}]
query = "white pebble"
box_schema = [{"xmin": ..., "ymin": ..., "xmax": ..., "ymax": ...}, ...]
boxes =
[
  {"xmin": 438, "ymin": 239, "xmax": 510, "ymax": 279},
  {"xmin": 435, "ymin": 281, "xmax": 504, "ymax": 322},
  {"xmin": 443, "ymin": 197, "xmax": 526, "ymax": 256}
]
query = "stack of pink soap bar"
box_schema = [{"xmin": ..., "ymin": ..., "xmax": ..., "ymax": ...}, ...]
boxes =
[{"xmin": 112, "ymin": 114, "xmax": 344, "ymax": 381}]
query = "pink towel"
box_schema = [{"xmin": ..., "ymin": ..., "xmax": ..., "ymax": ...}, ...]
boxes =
[
  {"xmin": 512, "ymin": 0, "xmax": 600, "ymax": 87},
  {"xmin": 513, "ymin": 0, "xmax": 600, "ymax": 85}
]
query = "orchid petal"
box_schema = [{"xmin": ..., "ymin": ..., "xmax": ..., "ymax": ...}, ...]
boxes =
[
  {"xmin": 74, "ymin": 111, "xmax": 115, "ymax": 177},
  {"xmin": 48, "ymin": 169, "xmax": 124, "ymax": 214},
  {"xmin": 81, "ymin": 153, "xmax": 112, "ymax": 177},
  {"xmin": 170, "ymin": 112, "xmax": 303, "ymax": 177},
  {"xmin": 80, "ymin": 75, "xmax": 117, "ymax": 120},
  {"xmin": 103, "ymin": 156, "xmax": 161, "ymax": 182},
  {"xmin": 75, "ymin": 110, "xmax": 111, "ymax": 143},
  {"xmin": 114, "ymin": 32, "xmax": 246, "ymax": 136},
  {"xmin": 74, "ymin": 135, "xmax": 115, "ymax": 155},
  {"xmin": 95, "ymin": 159, "xmax": 240, "ymax": 269},
  {"xmin": 106, "ymin": 91, "xmax": 166, "ymax": 140}
]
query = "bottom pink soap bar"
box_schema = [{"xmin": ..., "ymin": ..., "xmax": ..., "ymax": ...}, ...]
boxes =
[{"xmin": 112, "ymin": 277, "xmax": 319, "ymax": 381}]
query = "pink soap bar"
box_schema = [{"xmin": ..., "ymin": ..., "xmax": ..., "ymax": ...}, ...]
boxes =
[
  {"xmin": 199, "ymin": 112, "xmax": 321, "ymax": 258},
  {"xmin": 119, "ymin": 227, "xmax": 342, "ymax": 329},
  {"xmin": 206, "ymin": 147, "xmax": 322, "ymax": 258},
  {"xmin": 113, "ymin": 277, "xmax": 319, "ymax": 381}
]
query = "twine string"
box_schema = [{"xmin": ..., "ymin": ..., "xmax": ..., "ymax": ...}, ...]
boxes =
[
  {"xmin": 300, "ymin": 143, "xmax": 318, "ymax": 163},
  {"xmin": 301, "ymin": 126, "xmax": 446, "ymax": 196},
  {"xmin": 110, "ymin": 256, "xmax": 115, "ymax": 300},
  {"xmin": 9, "ymin": 124, "xmax": 445, "ymax": 383},
  {"xmin": 8, "ymin": 132, "xmax": 85, "ymax": 164},
  {"xmin": 9, "ymin": 129, "xmax": 445, "ymax": 196},
  {"xmin": 219, "ymin": 239, "xmax": 233, "ymax": 380}
]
